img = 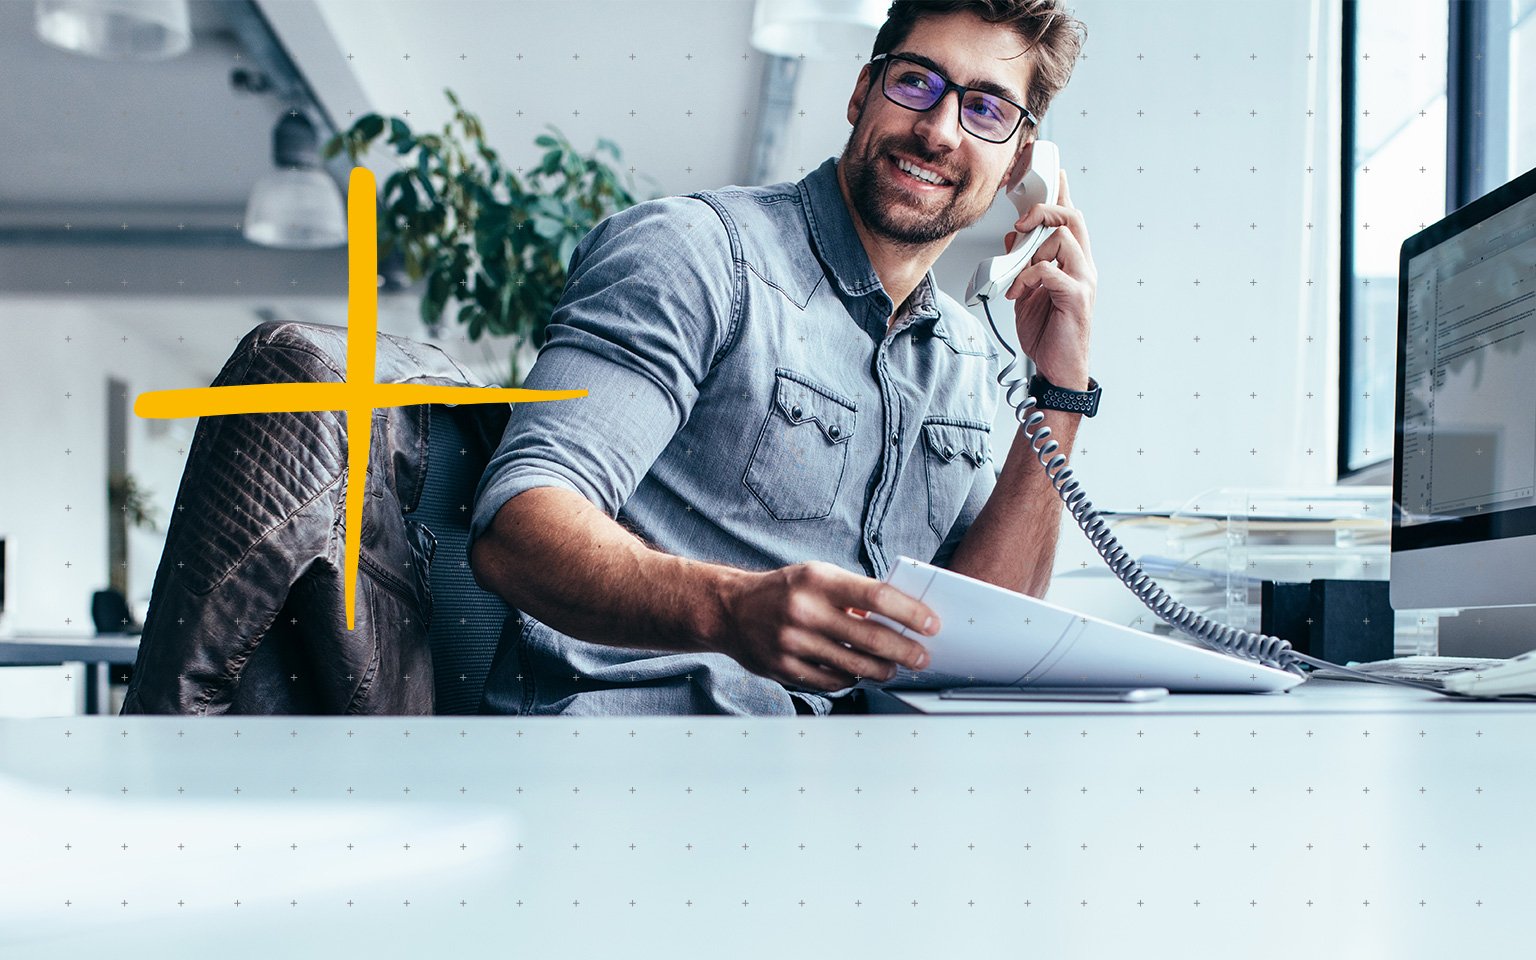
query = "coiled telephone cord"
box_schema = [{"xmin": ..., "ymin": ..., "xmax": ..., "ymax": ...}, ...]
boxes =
[{"xmin": 977, "ymin": 295, "xmax": 1441, "ymax": 692}]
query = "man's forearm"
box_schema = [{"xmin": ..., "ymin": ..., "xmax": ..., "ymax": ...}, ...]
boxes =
[
  {"xmin": 469, "ymin": 487, "xmax": 746, "ymax": 652},
  {"xmin": 945, "ymin": 408, "xmax": 1081, "ymax": 597}
]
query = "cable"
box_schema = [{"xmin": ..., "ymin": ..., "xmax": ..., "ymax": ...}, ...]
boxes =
[{"xmin": 977, "ymin": 295, "xmax": 1444, "ymax": 693}]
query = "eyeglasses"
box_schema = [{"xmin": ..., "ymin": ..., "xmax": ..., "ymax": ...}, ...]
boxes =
[{"xmin": 870, "ymin": 53, "xmax": 1038, "ymax": 143}]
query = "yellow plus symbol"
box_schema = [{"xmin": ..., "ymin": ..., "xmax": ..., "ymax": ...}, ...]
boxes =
[{"xmin": 134, "ymin": 169, "xmax": 585, "ymax": 628}]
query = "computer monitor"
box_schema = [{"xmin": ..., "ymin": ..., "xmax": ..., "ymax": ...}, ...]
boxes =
[{"xmin": 1392, "ymin": 163, "xmax": 1536, "ymax": 612}]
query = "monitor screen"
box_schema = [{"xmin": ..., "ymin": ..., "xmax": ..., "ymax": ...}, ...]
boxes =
[
  {"xmin": 1395, "ymin": 170, "xmax": 1536, "ymax": 543},
  {"xmin": 1393, "ymin": 164, "xmax": 1536, "ymax": 611}
]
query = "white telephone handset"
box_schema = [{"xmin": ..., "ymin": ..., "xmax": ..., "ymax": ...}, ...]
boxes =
[{"xmin": 964, "ymin": 139, "xmax": 1060, "ymax": 306}]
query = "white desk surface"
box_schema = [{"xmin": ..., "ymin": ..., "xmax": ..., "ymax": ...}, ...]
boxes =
[
  {"xmin": 3, "ymin": 682, "xmax": 1534, "ymax": 958},
  {"xmin": 876, "ymin": 676, "xmax": 1536, "ymax": 714}
]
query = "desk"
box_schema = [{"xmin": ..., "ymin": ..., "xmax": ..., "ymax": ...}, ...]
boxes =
[
  {"xmin": 0, "ymin": 634, "xmax": 139, "ymax": 714},
  {"xmin": 1, "ymin": 682, "xmax": 1532, "ymax": 957},
  {"xmin": 870, "ymin": 677, "xmax": 1536, "ymax": 715}
]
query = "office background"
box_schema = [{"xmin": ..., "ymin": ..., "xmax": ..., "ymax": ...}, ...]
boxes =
[
  {"xmin": 3, "ymin": 1, "xmax": 1536, "ymax": 952},
  {"xmin": 0, "ymin": 0, "xmax": 1337, "ymax": 704},
  {"xmin": 7, "ymin": 0, "xmax": 1534, "ymax": 713}
]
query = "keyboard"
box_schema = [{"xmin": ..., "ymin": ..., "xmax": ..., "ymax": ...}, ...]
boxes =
[{"xmin": 1313, "ymin": 656, "xmax": 1505, "ymax": 689}]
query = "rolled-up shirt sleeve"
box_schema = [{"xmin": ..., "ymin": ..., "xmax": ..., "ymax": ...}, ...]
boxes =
[{"xmin": 470, "ymin": 196, "xmax": 738, "ymax": 544}]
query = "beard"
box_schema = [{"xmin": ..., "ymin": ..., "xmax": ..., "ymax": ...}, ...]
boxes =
[{"xmin": 840, "ymin": 121, "xmax": 1005, "ymax": 247}]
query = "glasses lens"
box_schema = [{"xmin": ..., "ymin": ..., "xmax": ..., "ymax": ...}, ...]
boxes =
[
  {"xmin": 960, "ymin": 92, "xmax": 1020, "ymax": 141},
  {"xmin": 883, "ymin": 59, "xmax": 945, "ymax": 110}
]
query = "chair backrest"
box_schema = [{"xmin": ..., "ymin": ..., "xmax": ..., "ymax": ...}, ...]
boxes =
[
  {"xmin": 413, "ymin": 406, "xmax": 511, "ymax": 714},
  {"xmin": 91, "ymin": 588, "xmax": 135, "ymax": 635}
]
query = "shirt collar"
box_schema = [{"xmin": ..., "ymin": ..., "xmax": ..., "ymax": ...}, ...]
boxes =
[
  {"xmin": 799, "ymin": 157, "xmax": 944, "ymax": 332},
  {"xmin": 800, "ymin": 158, "xmax": 884, "ymax": 301}
]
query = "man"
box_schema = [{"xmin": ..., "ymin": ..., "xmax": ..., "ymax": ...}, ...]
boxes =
[{"xmin": 469, "ymin": 0, "xmax": 1094, "ymax": 715}]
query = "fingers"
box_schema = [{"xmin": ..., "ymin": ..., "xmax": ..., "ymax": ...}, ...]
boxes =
[
  {"xmin": 795, "ymin": 563, "xmax": 938, "ymax": 640},
  {"xmin": 1014, "ymin": 195, "xmax": 1092, "ymax": 262},
  {"xmin": 825, "ymin": 612, "xmax": 931, "ymax": 677},
  {"xmin": 750, "ymin": 564, "xmax": 938, "ymax": 691},
  {"xmin": 785, "ymin": 564, "xmax": 934, "ymax": 671},
  {"xmin": 795, "ymin": 626, "xmax": 907, "ymax": 682},
  {"xmin": 843, "ymin": 573, "xmax": 940, "ymax": 646},
  {"xmin": 782, "ymin": 612, "xmax": 921, "ymax": 685},
  {"xmin": 1005, "ymin": 259, "xmax": 1082, "ymax": 305},
  {"xmin": 773, "ymin": 617, "xmax": 893, "ymax": 687},
  {"xmin": 1015, "ymin": 204, "xmax": 1089, "ymax": 250},
  {"xmin": 1029, "ymin": 223, "xmax": 1093, "ymax": 285}
]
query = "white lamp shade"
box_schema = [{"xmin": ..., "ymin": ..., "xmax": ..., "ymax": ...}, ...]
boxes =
[
  {"xmin": 751, "ymin": 0, "xmax": 887, "ymax": 60},
  {"xmin": 34, "ymin": 0, "xmax": 192, "ymax": 61},
  {"xmin": 243, "ymin": 168, "xmax": 347, "ymax": 250}
]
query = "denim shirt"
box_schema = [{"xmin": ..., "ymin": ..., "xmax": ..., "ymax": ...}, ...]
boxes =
[{"xmin": 471, "ymin": 157, "xmax": 999, "ymax": 716}]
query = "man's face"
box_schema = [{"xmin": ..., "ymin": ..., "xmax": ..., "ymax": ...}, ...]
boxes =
[{"xmin": 841, "ymin": 11, "xmax": 1036, "ymax": 247}]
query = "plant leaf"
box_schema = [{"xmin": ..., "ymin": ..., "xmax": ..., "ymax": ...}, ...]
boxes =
[{"xmin": 355, "ymin": 114, "xmax": 385, "ymax": 141}]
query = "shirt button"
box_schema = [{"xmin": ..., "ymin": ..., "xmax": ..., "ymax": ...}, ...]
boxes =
[
  {"xmin": 943, "ymin": 444, "xmax": 955, "ymax": 459},
  {"xmin": 791, "ymin": 404, "xmax": 803, "ymax": 419},
  {"xmin": 872, "ymin": 532, "xmax": 883, "ymax": 544},
  {"xmin": 828, "ymin": 424, "xmax": 841, "ymax": 439},
  {"xmin": 890, "ymin": 432, "xmax": 899, "ymax": 446}
]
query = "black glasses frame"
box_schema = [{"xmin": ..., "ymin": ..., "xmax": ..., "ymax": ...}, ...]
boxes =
[{"xmin": 870, "ymin": 53, "xmax": 1039, "ymax": 143}]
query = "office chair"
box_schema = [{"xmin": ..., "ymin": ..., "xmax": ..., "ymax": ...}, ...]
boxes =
[
  {"xmin": 414, "ymin": 404, "xmax": 513, "ymax": 714},
  {"xmin": 123, "ymin": 321, "xmax": 511, "ymax": 715}
]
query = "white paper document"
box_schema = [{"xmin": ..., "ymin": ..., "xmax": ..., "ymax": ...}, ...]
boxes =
[{"xmin": 870, "ymin": 557, "xmax": 1303, "ymax": 694}]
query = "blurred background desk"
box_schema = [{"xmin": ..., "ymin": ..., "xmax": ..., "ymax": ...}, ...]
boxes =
[{"xmin": 0, "ymin": 634, "xmax": 138, "ymax": 714}]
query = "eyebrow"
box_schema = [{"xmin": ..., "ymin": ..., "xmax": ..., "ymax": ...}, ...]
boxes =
[{"xmin": 890, "ymin": 51, "xmax": 1025, "ymax": 106}]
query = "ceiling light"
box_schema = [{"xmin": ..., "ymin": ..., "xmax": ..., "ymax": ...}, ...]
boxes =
[
  {"xmin": 243, "ymin": 111, "xmax": 346, "ymax": 251},
  {"xmin": 34, "ymin": 0, "xmax": 192, "ymax": 61},
  {"xmin": 750, "ymin": 0, "xmax": 886, "ymax": 60}
]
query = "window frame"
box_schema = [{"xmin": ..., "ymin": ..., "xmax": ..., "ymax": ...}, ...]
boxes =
[{"xmin": 1337, "ymin": 0, "xmax": 1505, "ymax": 481}]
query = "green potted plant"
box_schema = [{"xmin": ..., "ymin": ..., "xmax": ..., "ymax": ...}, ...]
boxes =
[{"xmin": 327, "ymin": 90, "xmax": 648, "ymax": 381}]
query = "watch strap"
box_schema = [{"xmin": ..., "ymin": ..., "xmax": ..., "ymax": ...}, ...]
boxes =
[{"xmin": 1029, "ymin": 371, "xmax": 1101, "ymax": 417}]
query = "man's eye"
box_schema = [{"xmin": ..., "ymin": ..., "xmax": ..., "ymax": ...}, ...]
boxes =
[
  {"xmin": 966, "ymin": 96, "xmax": 1005, "ymax": 123},
  {"xmin": 894, "ymin": 69, "xmax": 936, "ymax": 90}
]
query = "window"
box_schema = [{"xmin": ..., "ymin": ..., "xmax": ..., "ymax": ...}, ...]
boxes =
[
  {"xmin": 1340, "ymin": 0, "xmax": 1536, "ymax": 479},
  {"xmin": 1502, "ymin": 1, "xmax": 1536, "ymax": 181},
  {"xmin": 1340, "ymin": 0, "xmax": 1448, "ymax": 477}
]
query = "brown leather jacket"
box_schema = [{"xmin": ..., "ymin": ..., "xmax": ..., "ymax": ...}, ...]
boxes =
[{"xmin": 122, "ymin": 321, "xmax": 506, "ymax": 715}]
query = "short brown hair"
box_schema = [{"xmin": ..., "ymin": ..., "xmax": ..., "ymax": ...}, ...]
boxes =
[{"xmin": 871, "ymin": 1, "xmax": 1086, "ymax": 129}]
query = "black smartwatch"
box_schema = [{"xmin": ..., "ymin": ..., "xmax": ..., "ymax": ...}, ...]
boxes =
[{"xmin": 1028, "ymin": 371, "xmax": 1101, "ymax": 417}]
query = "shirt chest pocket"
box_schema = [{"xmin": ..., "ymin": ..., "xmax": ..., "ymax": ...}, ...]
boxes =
[
  {"xmin": 921, "ymin": 419, "xmax": 991, "ymax": 538},
  {"xmin": 743, "ymin": 370, "xmax": 858, "ymax": 522}
]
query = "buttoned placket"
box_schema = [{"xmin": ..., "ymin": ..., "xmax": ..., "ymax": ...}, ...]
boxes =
[{"xmin": 862, "ymin": 295, "xmax": 936, "ymax": 580}]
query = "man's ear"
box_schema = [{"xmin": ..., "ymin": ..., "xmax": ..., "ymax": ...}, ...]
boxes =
[
  {"xmin": 846, "ymin": 65, "xmax": 873, "ymax": 126},
  {"xmin": 1003, "ymin": 137, "xmax": 1036, "ymax": 193}
]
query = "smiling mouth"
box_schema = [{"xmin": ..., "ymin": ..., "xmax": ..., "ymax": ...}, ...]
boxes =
[{"xmin": 889, "ymin": 154, "xmax": 954, "ymax": 188}]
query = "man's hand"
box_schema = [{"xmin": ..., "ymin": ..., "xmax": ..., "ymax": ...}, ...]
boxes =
[
  {"xmin": 712, "ymin": 561, "xmax": 937, "ymax": 691},
  {"xmin": 1002, "ymin": 168, "xmax": 1097, "ymax": 389}
]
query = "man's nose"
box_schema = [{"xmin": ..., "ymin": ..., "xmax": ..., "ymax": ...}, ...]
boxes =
[{"xmin": 911, "ymin": 88, "xmax": 965, "ymax": 152}]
